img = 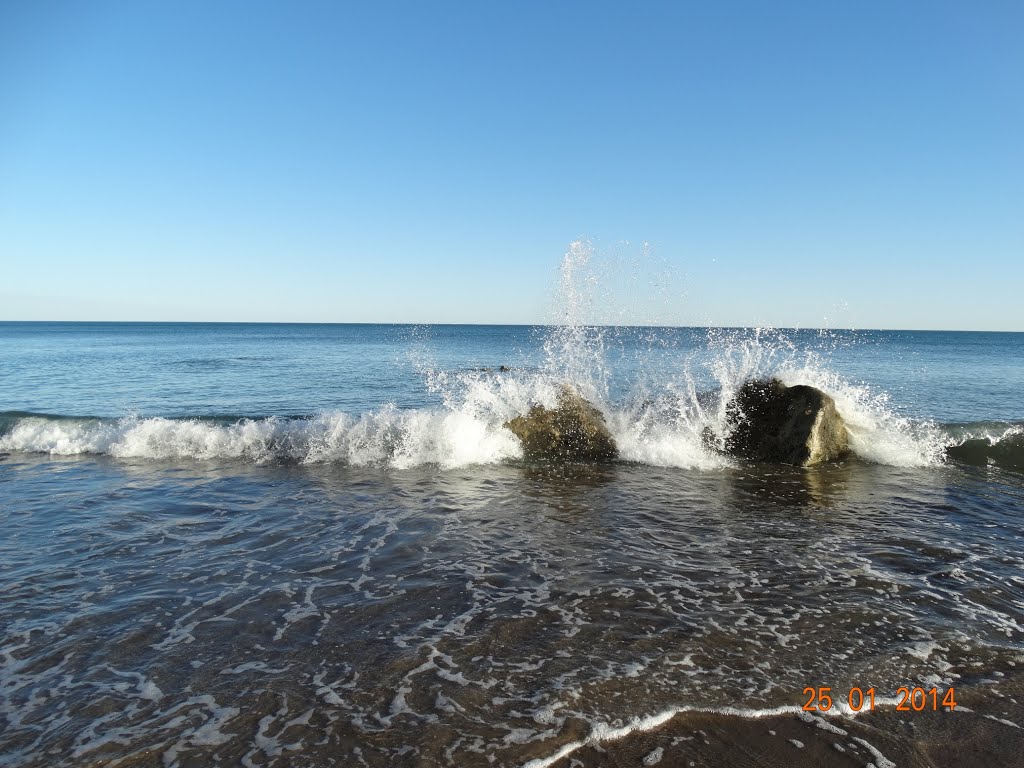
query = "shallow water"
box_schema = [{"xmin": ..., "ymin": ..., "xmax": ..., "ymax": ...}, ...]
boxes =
[
  {"xmin": 1, "ymin": 318, "xmax": 1024, "ymax": 766},
  {"xmin": 1, "ymin": 453, "xmax": 1022, "ymax": 766}
]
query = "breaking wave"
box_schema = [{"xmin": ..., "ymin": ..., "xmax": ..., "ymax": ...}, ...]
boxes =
[
  {"xmin": 0, "ymin": 376, "xmax": 973, "ymax": 470},
  {"xmin": 1, "ymin": 242, "xmax": 995, "ymax": 471}
]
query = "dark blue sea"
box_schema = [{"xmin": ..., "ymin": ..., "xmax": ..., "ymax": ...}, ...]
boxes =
[{"xmin": 2, "ymin": 319, "xmax": 1023, "ymax": 767}]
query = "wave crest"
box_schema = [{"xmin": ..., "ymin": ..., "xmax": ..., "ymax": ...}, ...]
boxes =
[
  {"xmin": 0, "ymin": 251, "xmax": 967, "ymax": 472},
  {"xmin": 0, "ymin": 410, "xmax": 523, "ymax": 469}
]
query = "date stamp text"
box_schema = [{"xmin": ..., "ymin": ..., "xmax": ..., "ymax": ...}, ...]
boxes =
[{"xmin": 802, "ymin": 686, "xmax": 957, "ymax": 712}]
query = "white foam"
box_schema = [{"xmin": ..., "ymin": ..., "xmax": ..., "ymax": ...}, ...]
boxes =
[
  {"xmin": 851, "ymin": 736, "xmax": 896, "ymax": 768},
  {"xmin": 983, "ymin": 714, "xmax": 1021, "ymax": 729},
  {"xmin": 609, "ymin": 404, "xmax": 730, "ymax": 470},
  {"xmin": 798, "ymin": 709, "xmax": 848, "ymax": 735},
  {"xmin": 523, "ymin": 698, "xmax": 913, "ymax": 768},
  {"xmin": 0, "ymin": 318, "xmax": 949, "ymax": 471},
  {"xmin": 0, "ymin": 407, "xmax": 523, "ymax": 469},
  {"xmin": 642, "ymin": 746, "xmax": 664, "ymax": 765},
  {"xmin": 522, "ymin": 705, "xmax": 801, "ymax": 768}
]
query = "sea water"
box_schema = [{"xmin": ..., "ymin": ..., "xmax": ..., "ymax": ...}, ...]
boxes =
[
  {"xmin": 1, "ymin": 260, "xmax": 1023, "ymax": 766},
  {"xmin": 2, "ymin": 323, "xmax": 1019, "ymax": 467}
]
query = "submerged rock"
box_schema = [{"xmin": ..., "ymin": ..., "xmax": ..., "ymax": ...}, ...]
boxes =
[
  {"xmin": 504, "ymin": 386, "xmax": 618, "ymax": 462},
  {"xmin": 723, "ymin": 379, "xmax": 849, "ymax": 466}
]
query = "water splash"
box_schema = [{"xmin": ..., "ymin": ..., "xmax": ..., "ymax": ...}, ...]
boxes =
[
  {"xmin": 0, "ymin": 242, "xmax": 954, "ymax": 470},
  {"xmin": 541, "ymin": 240, "xmax": 610, "ymax": 402}
]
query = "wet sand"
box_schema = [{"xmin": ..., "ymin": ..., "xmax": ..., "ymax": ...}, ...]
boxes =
[{"xmin": 547, "ymin": 674, "xmax": 1024, "ymax": 768}]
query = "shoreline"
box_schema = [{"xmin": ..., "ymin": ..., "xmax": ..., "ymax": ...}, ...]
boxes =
[{"xmin": 530, "ymin": 674, "xmax": 1024, "ymax": 768}]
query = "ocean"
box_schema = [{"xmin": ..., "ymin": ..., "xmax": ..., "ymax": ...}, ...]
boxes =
[{"xmin": 1, "ymin": 317, "xmax": 1023, "ymax": 766}]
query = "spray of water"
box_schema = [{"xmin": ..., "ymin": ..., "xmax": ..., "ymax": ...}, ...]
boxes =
[
  {"xmin": 0, "ymin": 241, "xmax": 951, "ymax": 469},
  {"xmin": 540, "ymin": 240, "xmax": 610, "ymax": 402}
]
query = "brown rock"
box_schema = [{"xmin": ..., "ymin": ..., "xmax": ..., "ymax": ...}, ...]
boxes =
[{"xmin": 504, "ymin": 385, "xmax": 618, "ymax": 462}]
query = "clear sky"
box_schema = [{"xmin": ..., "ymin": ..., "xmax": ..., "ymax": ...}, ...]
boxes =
[{"xmin": 1, "ymin": 1, "xmax": 1021, "ymax": 329}]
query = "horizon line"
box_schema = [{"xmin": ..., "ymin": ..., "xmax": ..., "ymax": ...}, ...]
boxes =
[{"xmin": 1, "ymin": 319, "xmax": 1022, "ymax": 334}]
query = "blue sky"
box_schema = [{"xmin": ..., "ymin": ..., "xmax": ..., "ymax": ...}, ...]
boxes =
[{"xmin": 1, "ymin": 1, "xmax": 1021, "ymax": 329}]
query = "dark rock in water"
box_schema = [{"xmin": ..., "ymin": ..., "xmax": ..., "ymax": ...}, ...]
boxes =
[
  {"xmin": 472, "ymin": 365, "xmax": 513, "ymax": 373},
  {"xmin": 723, "ymin": 379, "xmax": 849, "ymax": 466},
  {"xmin": 504, "ymin": 386, "xmax": 618, "ymax": 462}
]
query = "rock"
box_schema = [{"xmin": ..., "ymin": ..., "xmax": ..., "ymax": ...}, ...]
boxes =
[
  {"xmin": 504, "ymin": 385, "xmax": 618, "ymax": 462},
  {"xmin": 723, "ymin": 379, "xmax": 849, "ymax": 466}
]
